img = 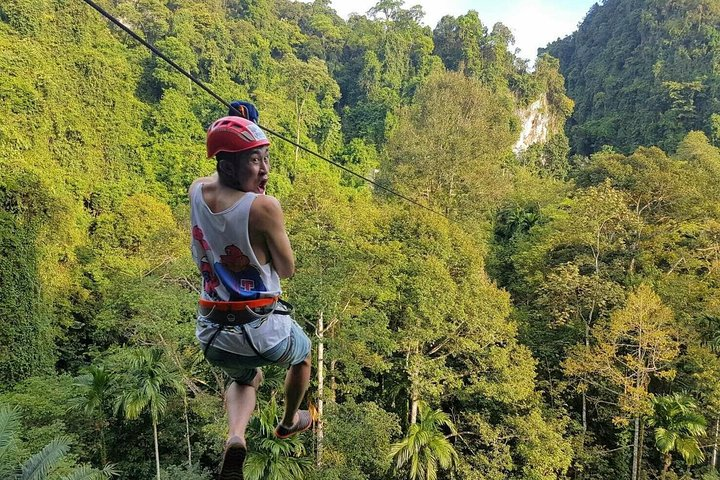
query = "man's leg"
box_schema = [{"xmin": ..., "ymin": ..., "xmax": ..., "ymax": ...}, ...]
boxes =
[
  {"xmin": 279, "ymin": 354, "xmax": 311, "ymax": 428},
  {"xmin": 226, "ymin": 369, "xmax": 263, "ymax": 445}
]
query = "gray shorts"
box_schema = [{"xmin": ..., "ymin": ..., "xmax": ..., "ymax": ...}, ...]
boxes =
[{"xmin": 203, "ymin": 320, "xmax": 311, "ymax": 385}]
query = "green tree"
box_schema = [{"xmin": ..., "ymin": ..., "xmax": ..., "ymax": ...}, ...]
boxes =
[
  {"xmin": 70, "ymin": 366, "xmax": 113, "ymax": 464},
  {"xmin": 278, "ymin": 56, "xmax": 341, "ymax": 164},
  {"xmin": 504, "ymin": 409, "xmax": 573, "ymax": 480},
  {"xmin": 384, "ymin": 70, "xmax": 517, "ymax": 219},
  {"xmin": 564, "ymin": 285, "xmax": 680, "ymax": 480},
  {"xmin": 0, "ymin": 169, "xmax": 56, "ymax": 386},
  {"xmin": 389, "ymin": 402, "xmax": 458, "ymax": 480},
  {"xmin": 113, "ymin": 348, "xmax": 184, "ymax": 480},
  {"xmin": 0, "ymin": 404, "xmax": 115, "ymax": 480},
  {"xmin": 317, "ymin": 401, "xmax": 400, "ymax": 478},
  {"xmin": 647, "ymin": 393, "xmax": 707, "ymax": 479},
  {"xmin": 546, "ymin": 0, "xmax": 720, "ymax": 154},
  {"xmin": 243, "ymin": 398, "xmax": 311, "ymax": 480}
]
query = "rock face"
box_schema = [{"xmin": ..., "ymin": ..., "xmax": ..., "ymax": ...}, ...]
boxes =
[{"xmin": 513, "ymin": 96, "xmax": 552, "ymax": 154}]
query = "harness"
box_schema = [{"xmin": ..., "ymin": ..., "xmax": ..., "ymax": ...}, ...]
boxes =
[{"xmin": 199, "ymin": 296, "xmax": 294, "ymax": 360}]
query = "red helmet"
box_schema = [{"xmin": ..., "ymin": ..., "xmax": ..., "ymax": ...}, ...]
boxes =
[{"xmin": 206, "ymin": 116, "xmax": 270, "ymax": 158}]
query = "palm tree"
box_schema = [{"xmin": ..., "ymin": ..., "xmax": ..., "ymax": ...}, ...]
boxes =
[
  {"xmin": 243, "ymin": 397, "xmax": 312, "ymax": 480},
  {"xmin": 70, "ymin": 365, "xmax": 113, "ymax": 464},
  {"xmin": 389, "ymin": 402, "xmax": 458, "ymax": 480},
  {"xmin": 647, "ymin": 393, "xmax": 707, "ymax": 479},
  {"xmin": 0, "ymin": 404, "xmax": 116, "ymax": 480},
  {"xmin": 113, "ymin": 348, "xmax": 184, "ymax": 480}
]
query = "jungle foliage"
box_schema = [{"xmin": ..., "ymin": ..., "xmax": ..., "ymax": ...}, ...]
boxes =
[
  {"xmin": 1, "ymin": 0, "xmax": 719, "ymax": 479},
  {"xmin": 545, "ymin": 0, "xmax": 720, "ymax": 155}
]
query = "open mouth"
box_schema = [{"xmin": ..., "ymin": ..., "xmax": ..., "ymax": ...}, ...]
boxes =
[{"xmin": 258, "ymin": 179, "xmax": 268, "ymax": 194}]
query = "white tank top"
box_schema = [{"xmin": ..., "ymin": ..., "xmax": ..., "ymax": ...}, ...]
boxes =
[
  {"xmin": 191, "ymin": 183, "xmax": 290, "ymax": 354},
  {"xmin": 190, "ymin": 183, "xmax": 281, "ymax": 301}
]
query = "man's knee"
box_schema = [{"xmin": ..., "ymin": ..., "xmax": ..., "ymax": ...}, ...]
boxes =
[
  {"xmin": 298, "ymin": 354, "xmax": 311, "ymax": 368},
  {"xmin": 230, "ymin": 369, "xmax": 263, "ymax": 390},
  {"xmin": 289, "ymin": 354, "xmax": 311, "ymax": 371},
  {"xmin": 250, "ymin": 369, "xmax": 264, "ymax": 389}
]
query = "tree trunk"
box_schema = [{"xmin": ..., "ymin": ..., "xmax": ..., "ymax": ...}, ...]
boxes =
[
  {"xmin": 184, "ymin": 395, "xmax": 192, "ymax": 468},
  {"xmin": 582, "ymin": 323, "xmax": 590, "ymax": 432},
  {"xmin": 631, "ymin": 416, "xmax": 640, "ymax": 480},
  {"xmin": 329, "ymin": 359, "xmax": 337, "ymax": 402},
  {"xmin": 408, "ymin": 348, "xmax": 419, "ymax": 425},
  {"xmin": 632, "ymin": 324, "xmax": 644, "ymax": 480},
  {"xmin": 316, "ymin": 312, "xmax": 325, "ymax": 467},
  {"xmin": 637, "ymin": 418, "xmax": 645, "ymax": 480},
  {"xmin": 661, "ymin": 452, "xmax": 672, "ymax": 480},
  {"xmin": 711, "ymin": 417, "xmax": 719, "ymax": 471},
  {"xmin": 295, "ymin": 109, "xmax": 301, "ymax": 164},
  {"xmin": 410, "ymin": 393, "xmax": 418, "ymax": 425},
  {"xmin": 153, "ymin": 419, "xmax": 161, "ymax": 480},
  {"xmin": 294, "ymin": 97, "xmax": 305, "ymax": 166},
  {"xmin": 99, "ymin": 422, "xmax": 107, "ymax": 465}
]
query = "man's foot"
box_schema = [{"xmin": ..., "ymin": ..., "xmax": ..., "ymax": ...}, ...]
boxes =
[
  {"xmin": 274, "ymin": 410, "xmax": 314, "ymax": 439},
  {"xmin": 219, "ymin": 436, "xmax": 246, "ymax": 480}
]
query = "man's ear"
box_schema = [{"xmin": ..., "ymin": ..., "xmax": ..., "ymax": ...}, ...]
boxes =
[{"xmin": 217, "ymin": 158, "xmax": 235, "ymax": 177}]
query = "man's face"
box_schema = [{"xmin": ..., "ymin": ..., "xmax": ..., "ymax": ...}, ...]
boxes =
[{"xmin": 234, "ymin": 146, "xmax": 270, "ymax": 194}]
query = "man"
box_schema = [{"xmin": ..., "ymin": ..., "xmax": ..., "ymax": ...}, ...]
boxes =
[{"xmin": 190, "ymin": 114, "xmax": 313, "ymax": 479}]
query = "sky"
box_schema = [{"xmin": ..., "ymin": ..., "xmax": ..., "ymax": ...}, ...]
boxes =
[{"xmin": 326, "ymin": 0, "xmax": 599, "ymax": 63}]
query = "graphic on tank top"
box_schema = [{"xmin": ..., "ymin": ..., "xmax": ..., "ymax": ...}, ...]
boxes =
[
  {"xmin": 192, "ymin": 225, "xmax": 267, "ymax": 300},
  {"xmin": 193, "ymin": 226, "xmax": 220, "ymax": 298},
  {"xmin": 214, "ymin": 244, "xmax": 267, "ymax": 300}
]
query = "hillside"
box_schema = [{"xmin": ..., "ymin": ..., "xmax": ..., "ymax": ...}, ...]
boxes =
[
  {"xmin": 546, "ymin": 0, "xmax": 720, "ymax": 154},
  {"xmin": 1, "ymin": 1, "xmax": 719, "ymax": 479}
]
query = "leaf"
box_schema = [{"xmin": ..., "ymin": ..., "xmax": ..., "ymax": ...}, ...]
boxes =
[
  {"xmin": 0, "ymin": 405, "xmax": 20, "ymax": 458},
  {"xmin": 19, "ymin": 437, "xmax": 71, "ymax": 480},
  {"xmin": 59, "ymin": 464, "xmax": 111, "ymax": 480}
]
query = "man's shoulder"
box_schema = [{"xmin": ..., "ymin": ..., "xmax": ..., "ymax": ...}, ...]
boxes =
[
  {"xmin": 250, "ymin": 195, "xmax": 284, "ymax": 226},
  {"xmin": 252, "ymin": 194, "xmax": 282, "ymax": 209},
  {"xmin": 188, "ymin": 174, "xmax": 218, "ymax": 197}
]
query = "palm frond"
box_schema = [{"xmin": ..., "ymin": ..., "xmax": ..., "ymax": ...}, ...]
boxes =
[
  {"xmin": 679, "ymin": 412, "xmax": 707, "ymax": 436},
  {"xmin": 709, "ymin": 331, "xmax": 720, "ymax": 353},
  {"xmin": 245, "ymin": 397, "xmax": 311, "ymax": 480},
  {"xmin": 100, "ymin": 463, "xmax": 119, "ymax": 478},
  {"xmin": 654, "ymin": 428, "xmax": 677, "ymax": 454},
  {"xmin": 0, "ymin": 405, "xmax": 20, "ymax": 456},
  {"xmin": 675, "ymin": 436, "xmax": 705, "ymax": 465},
  {"xmin": 650, "ymin": 392, "xmax": 707, "ymax": 466},
  {"xmin": 19, "ymin": 436, "xmax": 71, "ymax": 480},
  {"xmin": 243, "ymin": 451, "xmax": 271, "ymax": 480},
  {"xmin": 70, "ymin": 366, "xmax": 112, "ymax": 416},
  {"xmin": 391, "ymin": 403, "xmax": 458, "ymax": 480},
  {"xmin": 59, "ymin": 464, "xmax": 112, "ymax": 480}
]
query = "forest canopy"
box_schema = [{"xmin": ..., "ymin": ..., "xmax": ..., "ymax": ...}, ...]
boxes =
[{"xmin": 1, "ymin": 0, "xmax": 719, "ymax": 479}]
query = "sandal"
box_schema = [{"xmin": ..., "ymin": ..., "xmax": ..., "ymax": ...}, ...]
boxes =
[
  {"xmin": 274, "ymin": 410, "xmax": 314, "ymax": 439},
  {"xmin": 219, "ymin": 436, "xmax": 246, "ymax": 480}
]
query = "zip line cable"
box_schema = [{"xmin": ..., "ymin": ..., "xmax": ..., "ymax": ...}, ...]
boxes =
[{"xmin": 79, "ymin": 0, "xmax": 449, "ymax": 220}]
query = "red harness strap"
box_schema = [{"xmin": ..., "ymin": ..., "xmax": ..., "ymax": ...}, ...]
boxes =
[{"xmin": 198, "ymin": 296, "xmax": 279, "ymax": 312}]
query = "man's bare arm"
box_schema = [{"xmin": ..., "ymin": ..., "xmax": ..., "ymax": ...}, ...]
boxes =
[{"xmin": 253, "ymin": 195, "xmax": 295, "ymax": 278}]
